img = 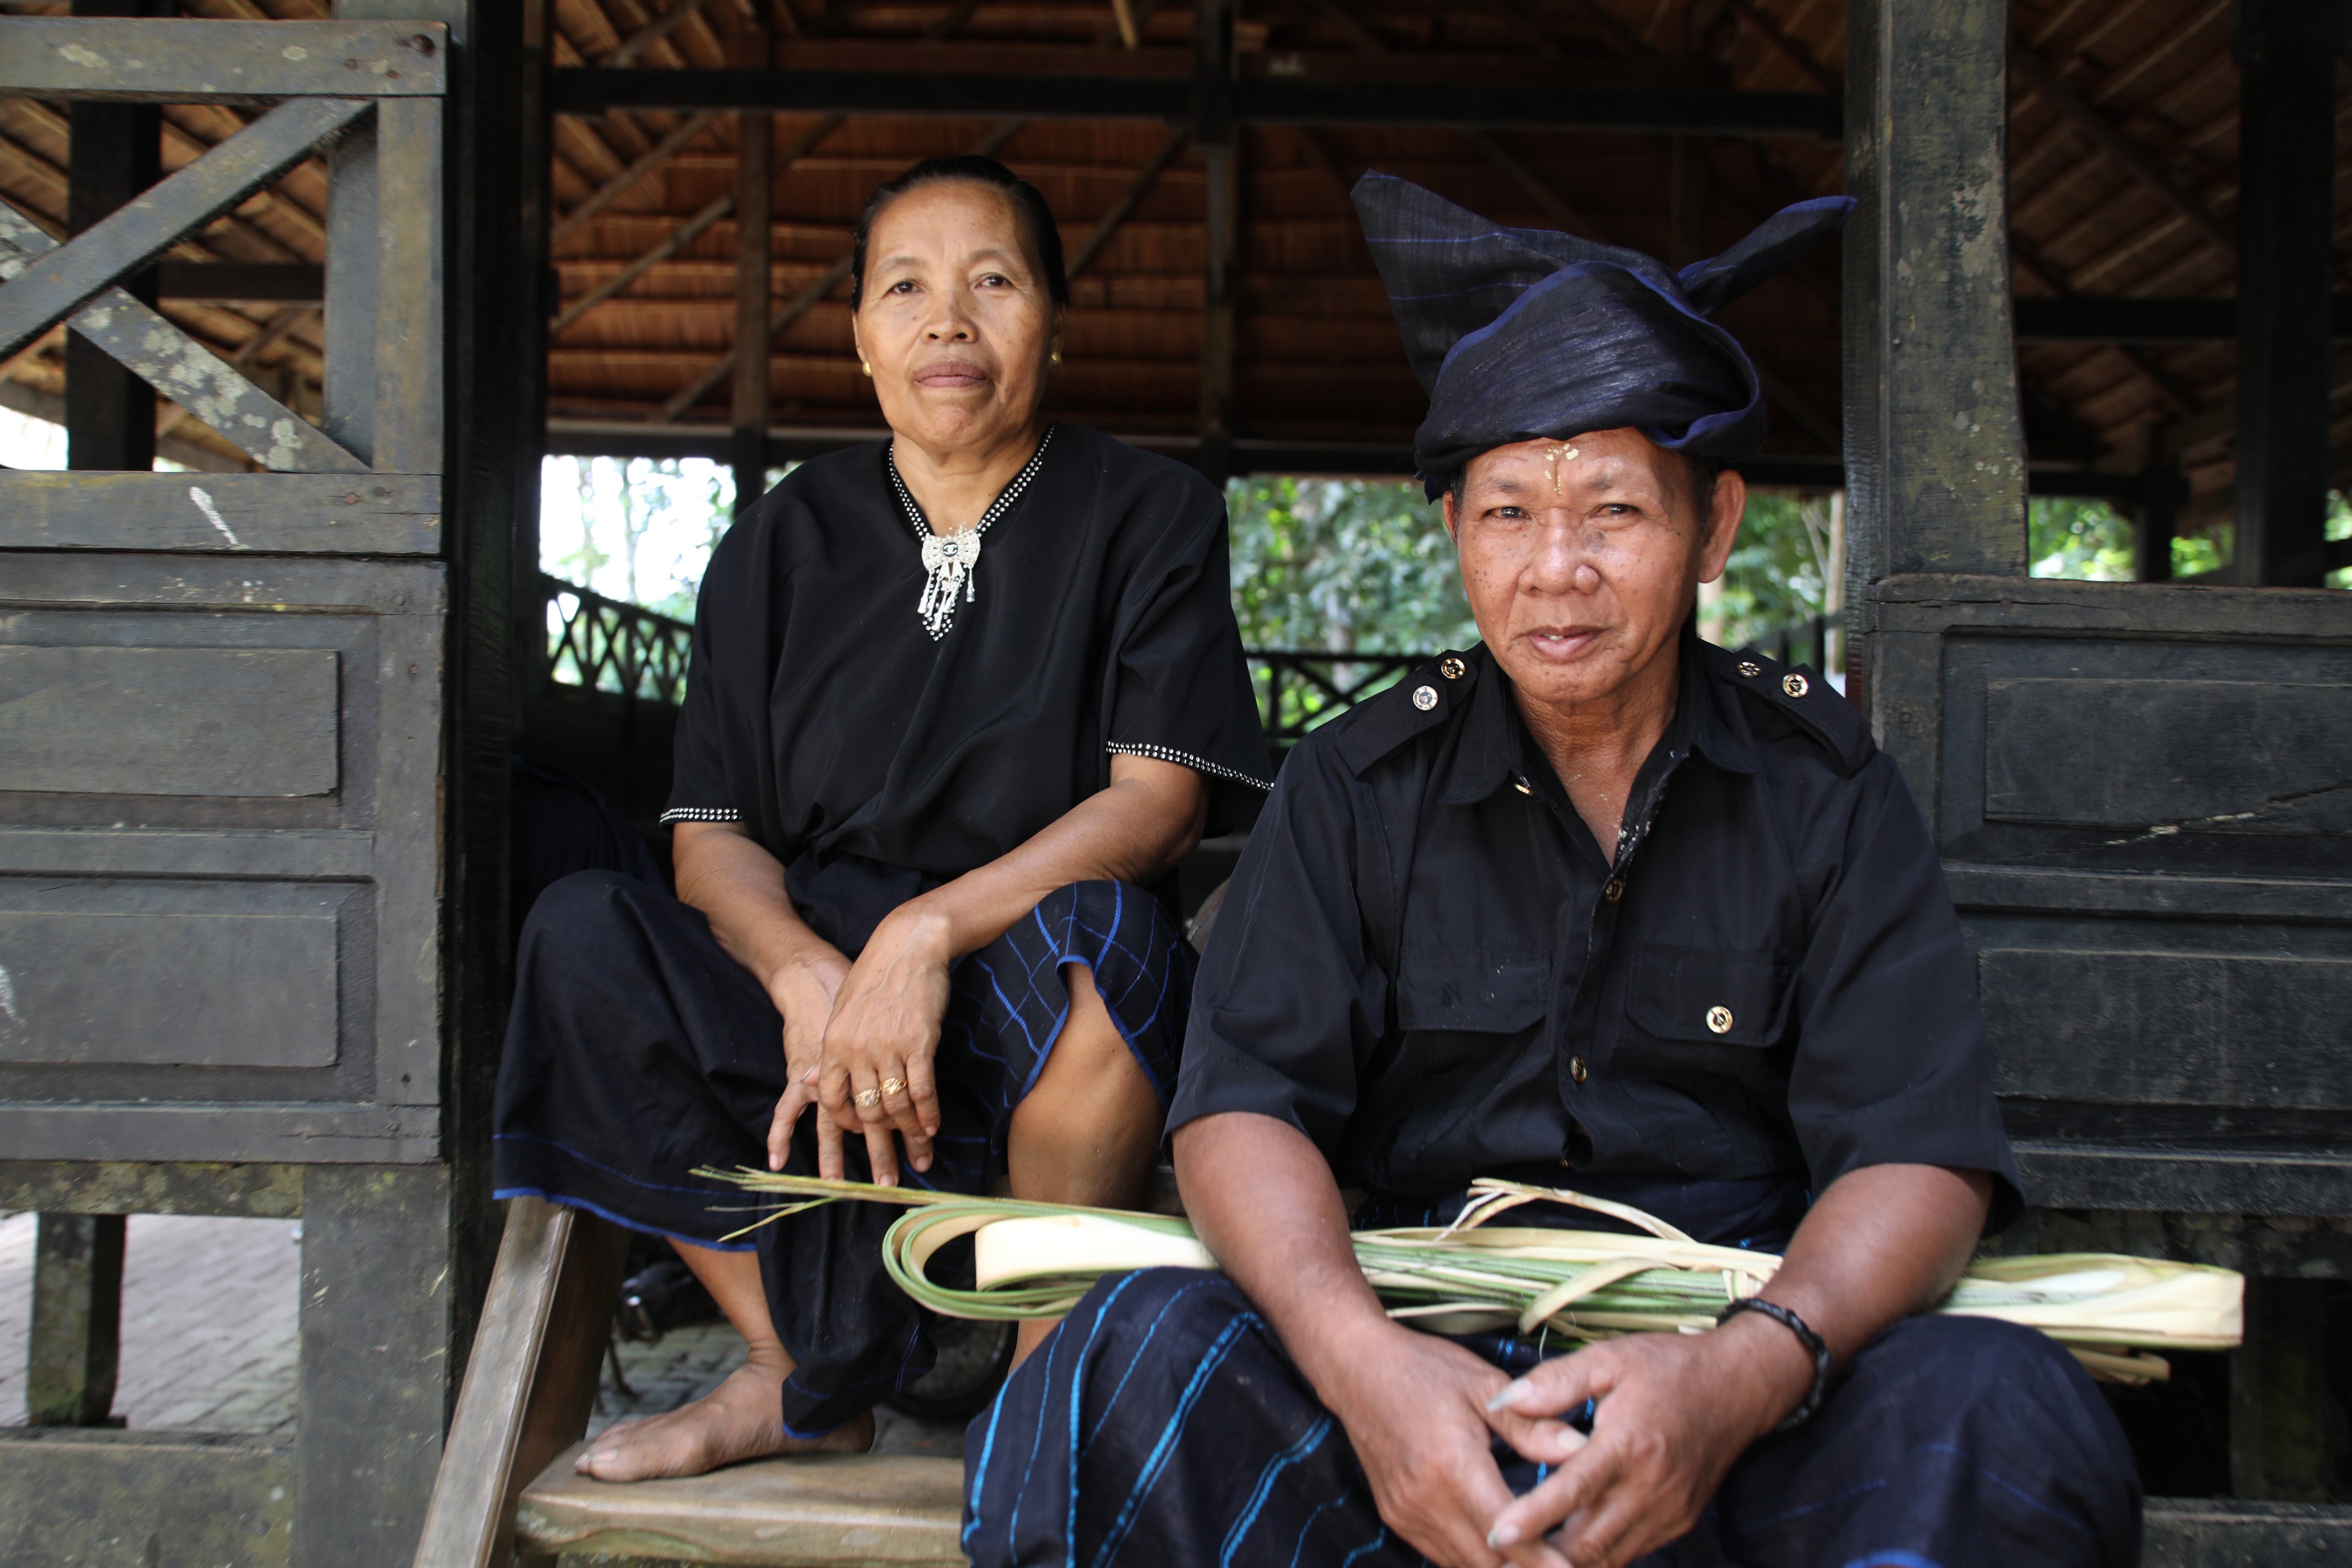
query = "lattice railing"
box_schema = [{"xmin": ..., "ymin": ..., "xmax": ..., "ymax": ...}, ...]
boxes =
[
  {"xmin": 536, "ymin": 592, "xmax": 1440, "ymax": 740},
  {"xmin": 1249, "ymin": 651, "xmax": 1429, "ymax": 746},
  {"xmin": 542, "ymin": 575, "xmax": 692, "ymax": 706}
]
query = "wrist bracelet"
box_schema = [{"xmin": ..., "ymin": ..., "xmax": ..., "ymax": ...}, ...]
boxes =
[{"xmin": 1716, "ymin": 1297, "xmax": 1832, "ymax": 1430}]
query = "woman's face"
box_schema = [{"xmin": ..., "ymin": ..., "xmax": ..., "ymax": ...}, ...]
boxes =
[{"xmin": 851, "ymin": 181, "xmax": 1062, "ymax": 458}]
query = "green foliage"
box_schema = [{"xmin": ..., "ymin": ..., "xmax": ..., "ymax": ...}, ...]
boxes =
[
  {"xmin": 1224, "ymin": 476, "xmax": 1478, "ymax": 653},
  {"xmin": 1708, "ymin": 491, "xmax": 1839, "ymax": 652},
  {"xmin": 2028, "ymin": 497, "xmax": 2134, "ymax": 581}
]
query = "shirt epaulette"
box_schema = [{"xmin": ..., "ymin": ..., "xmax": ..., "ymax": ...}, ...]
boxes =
[
  {"xmin": 1331, "ymin": 650, "xmax": 1480, "ymax": 777},
  {"xmin": 1708, "ymin": 641, "xmax": 1874, "ymax": 777}
]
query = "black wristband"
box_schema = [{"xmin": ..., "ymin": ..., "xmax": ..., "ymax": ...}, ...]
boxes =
[{"xmin": 1716, "ymin": 1296, "xmax": 1833, "ymax": 1430}]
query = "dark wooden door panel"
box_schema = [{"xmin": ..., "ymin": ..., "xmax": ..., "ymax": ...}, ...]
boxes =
[
  {"xmin": 0, "ymin": 644, "xmax": 341, "ymax": 798},
  {"xmin": 0, "ymin": 879, "xmax": 344, "ymax": 1069},
  {"xmin": 1867, "ymin": 575, "xmax": 2352, "ymax": 1213},
  {"xmin": 0, "ymin": 556, "xmax": 441, "ymax": 1162},
  {"xmin": 1984, "ymin": 678, "xmax": 2352, "ymax": 831}
]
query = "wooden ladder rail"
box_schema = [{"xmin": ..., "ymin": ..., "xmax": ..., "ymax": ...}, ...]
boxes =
[{"xmin": 412, "ymin": 1197, "xmax": 630, "ymax": 1568}]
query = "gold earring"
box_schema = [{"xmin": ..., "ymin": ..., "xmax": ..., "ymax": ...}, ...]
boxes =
[
  {"xmin": 860, "ymin": 361, "xmax": 872, "ymax": 377},
  {"xmin": 1050, "ymin": 351, "xmax": 1062, "ymax": 367}
]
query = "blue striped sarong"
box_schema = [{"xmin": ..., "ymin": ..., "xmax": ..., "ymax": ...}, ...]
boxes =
[
  {"xmin": 962, "ymin": 1268, "xmax": 2141, "ymax": 1568},
  {"xmin": 493, "ymin": 869, "xmax": 1192, "ymax": 1436}
]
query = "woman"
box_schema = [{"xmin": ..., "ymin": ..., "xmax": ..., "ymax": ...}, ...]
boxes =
[{"xmin": 494, "ymin": 155, "xmax": 1269, "ymax": 1480}]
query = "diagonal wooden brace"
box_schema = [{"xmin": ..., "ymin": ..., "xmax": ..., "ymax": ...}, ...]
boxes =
[
  {"xmin": 0, "ymin": 202, "xmax": 365, "ymax": 474},
  {"xmin": 0, "ymin": 96, "xmax": 368, "ymax": 360}
]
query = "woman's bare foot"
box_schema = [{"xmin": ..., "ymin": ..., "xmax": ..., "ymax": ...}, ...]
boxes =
[{"xmin": 575, "ymin": 1361, "xmax": 875, "ymax": 1482}]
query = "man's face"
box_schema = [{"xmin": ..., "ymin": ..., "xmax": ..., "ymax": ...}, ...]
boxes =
[{"xmin": 1443, "ymin": 429, "xmax": 1745, "ymax": 710}]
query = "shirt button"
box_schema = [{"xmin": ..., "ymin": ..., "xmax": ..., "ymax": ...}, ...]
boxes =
[
  {"xmin": 1569, "ymin": 1055, "xmax": 1589, "ymax": 1083},
  {"xmin": 1513, "ymin": 778, "xmax": 1533, "ymax": 795},
  {"xmin": 1603, "ymin": 878, "xmax": 1624, "ymax": 901},
  {"xmin": 1706, "ymin": 1005, "xmax": 1734, "ymax": 1034},
  {"xmin": 1413, "ymin": 685, "xmax": 1438, "ymax": 711}
]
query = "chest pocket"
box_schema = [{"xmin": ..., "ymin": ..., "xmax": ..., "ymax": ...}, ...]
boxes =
[
  {"xmin": 1623, "ymin": 945, "xmax": 1796, "ymax": 1049},
  {"xmin": 1394, "ymin": 946, "xmax": 1552, "ymax": 1035}
]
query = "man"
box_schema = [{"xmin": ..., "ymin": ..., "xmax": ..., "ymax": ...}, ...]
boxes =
[{"xmin": 962, "ymin": 176, "xmax": 2139, "ymax": 1568}]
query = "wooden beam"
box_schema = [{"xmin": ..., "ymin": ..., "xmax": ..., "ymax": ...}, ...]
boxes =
[
  {"xmin": 1719, "ymin": 0, "xmax": 1838, "ymax": 91},
  {"xmin": 26, "ymin": 1214, "xmax": 123, "ymax": 1427},
  {"xmin": 0, "ymin": 98, "xmax": 366, "ymax": 359},
  {"xmin": 730, "ymin": 110, "xmax": 773, "ymax": 513},
  {"xmin": 549, "ymin": 109, "xmax": 721, "ymax": 248},
  {"xmin": 550, "ymin": 67, "xmax": 1845, "ymax": 139},
  {"xmin": 553, "ymin": 192, "xmax": 731, "ymax": 334},
  {"xmin": 1193, "ymin": 0, "xmax": 1235, "ymax": 484},
  {"xmin": 554, "ymin": 111, "xmax": 843, "ymax": 335},
  {"xmin": 1843, "ymin": 0, "xmax": 2029, "ymax": 669},
  {"xmin": 1066, "ymin": 127, "xmax": 1189, "ymax": 279},
  {"xmin": 0, "ymin": 17, "xmax": 448, "ymax": 101},
  {"xmin": 606, "ymin": 0, "xmax": 724, "ymax": 65},
  {"xmin": 2014, "ymin": 295, "xmax": 2352, "ymax": 342},
  {"xmin": 2232, "ymin": 0, "xmax": 2339, "ymax": 587},
  {"xmin": 2008, "ymin": 37, "xmax": 2232, "ymax": 260},
  {"xmin": 62, "ymin": 53, "xmax": 158, "ymax": 478},
  {"xmin": 153, "ymin": 260, "xmax": 324, "ymax": 301}
]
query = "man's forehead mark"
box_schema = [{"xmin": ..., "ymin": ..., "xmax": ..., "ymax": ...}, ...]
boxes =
[{"xmin": 1542, "ymin": 440, "xmax": 1581, "ymax": 496}]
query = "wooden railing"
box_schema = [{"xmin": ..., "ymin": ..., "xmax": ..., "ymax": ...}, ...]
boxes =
[
  {"xmin": 541, "ymin": 574, "xmax": 693, "ymax": 706},
  {"xmin": 535, "ymin": 581, "xmax": 1441, "ymax": 746}
]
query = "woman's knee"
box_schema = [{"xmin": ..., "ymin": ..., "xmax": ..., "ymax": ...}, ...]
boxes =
[{"xmin": 520, "ymin": 867, "xmax": 651, "ymax": 950}]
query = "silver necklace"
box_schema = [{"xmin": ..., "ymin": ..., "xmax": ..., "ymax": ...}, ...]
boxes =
[{"xmin": 887, "ymin": 428, "xmax": 1054, "ymax": 641}]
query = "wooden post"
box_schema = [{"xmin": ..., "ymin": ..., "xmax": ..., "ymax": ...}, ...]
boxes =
[
  {"xmin": 2230, "ymin": 1276, "xmax": 2340, "ymax": 1501},
  {"xmin": 63, "ymin": 0, "xmax": 162, "ymax": 473},
  {"xmin": 2134, "ymin": 426, "xmax": 2183, "ymax": 583},
  {"xmin": 1840, "ymin": 0, "xmax": 2026, "ymax": 721},
  {"xmin": 1193, "ymin": 0, "xmax": 1236, "ymax": 486},
  {"xmin": 26, "ymin": 1213, "xmax": 125, "ymax": 1427},
  {"xmin": 2230, "ymin": 0, "xmax": 2338, "ymax": 587},
  {"xmin": 730, "ymin": 110, "xmax": 773, "ymax": 516}
]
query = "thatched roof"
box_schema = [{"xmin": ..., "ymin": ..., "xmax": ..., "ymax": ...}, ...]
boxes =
[{"xmin": 0, "ymin": 0, "xmax": 2343, "ymax": 516}]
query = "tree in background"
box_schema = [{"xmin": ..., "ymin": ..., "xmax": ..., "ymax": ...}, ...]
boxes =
[{"xmin": 1224, "ymin": 476, "xmax": 1478, "ymax": 653}]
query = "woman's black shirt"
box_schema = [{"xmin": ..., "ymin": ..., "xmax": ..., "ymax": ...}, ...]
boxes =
[{"xmin": 663, "ymin": 424, "xmax": 1269, "ymax": 946}]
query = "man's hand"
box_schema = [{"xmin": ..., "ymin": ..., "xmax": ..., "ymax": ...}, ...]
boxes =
[
  {"xmin": 1320, "ymin": 1322, "xmax": 1583, "ymax": 1568},
  {"xmin": 1481, "ymin": 1311, "xmax": 1818, "ymax": 1566},
  {"xmin": 814, "ymin": 904, "xmax": 954, "ymax": 1184},
  {"xmin": 763, "ymin": 942, "xmax": 851, "ymax": 1169}
]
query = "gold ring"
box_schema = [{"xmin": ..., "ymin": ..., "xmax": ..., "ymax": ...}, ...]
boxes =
[
  {"xmin": 854, "ymin": 1087, "xmax": 882, "ymax": 1109},
  {"xmin": 880, "ymin": 1077, "xmax": 907, "ymax": 1098}
]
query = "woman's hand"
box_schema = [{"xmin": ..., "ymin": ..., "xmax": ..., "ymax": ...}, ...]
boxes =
[
  {"xmin": 763, "ymin": 942, "xmax": 852, "ymax": 1170},
  {"xmin": 814, "ymin": 903, "xmax": 954, "ymax": 1185}
]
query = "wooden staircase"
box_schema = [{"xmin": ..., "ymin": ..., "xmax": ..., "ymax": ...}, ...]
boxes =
[
  {"xmin": 409, "ymin": 1197, "xmax": 967, "ymax": 1568},
  {"xmin": 411, "ymin": 1200, "xmax": 2352, "ymax": 1567}
]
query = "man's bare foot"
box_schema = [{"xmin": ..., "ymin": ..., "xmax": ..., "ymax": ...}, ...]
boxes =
[{"xmin": 576, "ymin": 1361, "xmax": 875, "ymax": 1482}]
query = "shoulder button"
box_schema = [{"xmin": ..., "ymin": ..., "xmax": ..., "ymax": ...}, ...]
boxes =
[
  {"xmin": 1412, "ymin": 684, "xmax": 1439, "ymax": 711},
  {"xmin": 1781, "ymin": 672, "xmax": 1809, "ymax": 698},
  {"xmin": 1737, "ymin": 659, "xmax": 1762, "ymax": 677},
  {"xmin": 1440, "ymin": 655, "xmax": 1467, "ymax": 680}
]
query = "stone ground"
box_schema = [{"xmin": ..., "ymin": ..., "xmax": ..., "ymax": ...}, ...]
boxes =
[{"xmin": 1, "ymin": 1210, "xmax": 964, "ymax": 1457}]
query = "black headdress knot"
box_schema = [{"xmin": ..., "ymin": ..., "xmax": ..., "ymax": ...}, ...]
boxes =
[{"xmin": 1352, "ymin": 173, "xmax": 1853, "ymax": 497}]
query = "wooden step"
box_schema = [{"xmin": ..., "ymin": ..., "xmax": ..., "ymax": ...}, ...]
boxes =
[{"xmin": 513, "ymin": 1444, "xmax": 966, "ymax": 1566}]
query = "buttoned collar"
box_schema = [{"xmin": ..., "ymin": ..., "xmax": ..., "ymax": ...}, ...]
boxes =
[{"xmin": 1438, "ymin": 622, "xmax": 1759, "ymax": 808}]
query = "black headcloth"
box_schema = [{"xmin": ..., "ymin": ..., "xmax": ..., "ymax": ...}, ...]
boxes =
[{"xmin": 1351, "ymin": 173, "xmax": 1853, "ymax": 497}]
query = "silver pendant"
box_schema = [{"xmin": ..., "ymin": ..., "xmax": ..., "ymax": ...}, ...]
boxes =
[{"xmin": 917, "ymin": 528, "xmax": 983, "ymax": 639}]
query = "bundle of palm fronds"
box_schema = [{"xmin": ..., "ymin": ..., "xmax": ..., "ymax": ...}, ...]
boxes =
[{"xmin": 697, "ymin": 1169, "xmax": 2242, "ymax": 1386}]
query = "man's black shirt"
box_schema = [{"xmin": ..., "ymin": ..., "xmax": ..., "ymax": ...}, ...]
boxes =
[{"xmin": 1167, "ymin": 632, "xmax": 2022, "ymax": 1248}]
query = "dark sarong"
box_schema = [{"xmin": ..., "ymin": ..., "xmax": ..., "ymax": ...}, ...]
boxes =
[
  {"xmin": 493, "ymin": 869, "xmax": 1193, "ymax": 1436},
  {"xmin": 962, "ymin": 1268, "xmax": 2141, "ymax": 1568}
]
